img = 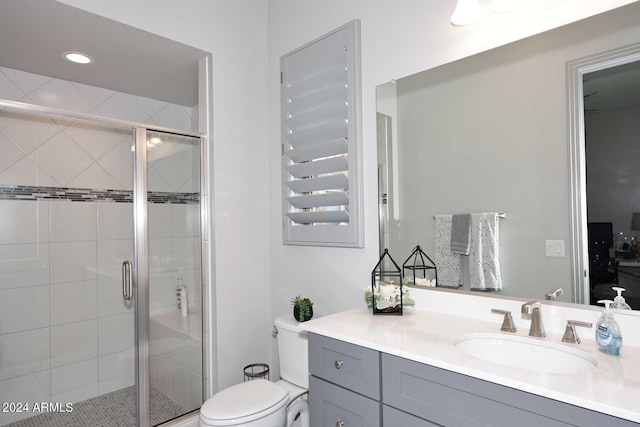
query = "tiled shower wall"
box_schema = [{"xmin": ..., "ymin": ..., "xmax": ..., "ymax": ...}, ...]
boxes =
[{"xmin": 0, "ymin": 67, "xmax": 202, "ymax": 425}]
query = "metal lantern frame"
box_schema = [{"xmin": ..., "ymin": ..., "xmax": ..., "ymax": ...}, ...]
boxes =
[
  {"xmin": 371, "ymin": 248, "xmax": 403, "ymax": 315},
  {"xmin": 402, "ymin": 245, "xmax": 438, "ymax": 287}
]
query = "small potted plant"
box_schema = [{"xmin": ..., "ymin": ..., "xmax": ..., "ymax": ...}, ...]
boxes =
[{"xmin": 291, "ymin": 296, "xmax": 313, "ymax": 322}]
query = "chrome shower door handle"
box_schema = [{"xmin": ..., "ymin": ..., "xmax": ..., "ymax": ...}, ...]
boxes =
[{"xmin": 122, "ymin": 261, "xmax": 133, "ymax": 300}]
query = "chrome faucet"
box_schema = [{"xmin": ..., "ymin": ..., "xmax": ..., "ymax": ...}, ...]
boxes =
[
  {"xmin": 521, "ymin": 301, "xmax": 546, "ymax": 338},
  {"xmin": 545, "ymin": 288, "xmax": 563, "ymax": 301}
]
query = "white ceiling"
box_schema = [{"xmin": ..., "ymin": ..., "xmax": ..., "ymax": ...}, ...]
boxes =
[{"xmin": 0, "ymin": 0, "xmax": 206, "ymax": 106}]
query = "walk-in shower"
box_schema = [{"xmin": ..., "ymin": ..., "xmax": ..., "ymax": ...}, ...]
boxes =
[{"xmin": 0, "ymin": 97, "xmax": 207, "ymax": 426}]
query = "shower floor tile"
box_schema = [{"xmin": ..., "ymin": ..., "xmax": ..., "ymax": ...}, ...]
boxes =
[{"xmin": 5, "ymin": 386, "xmax": 186, "ymax": 427}]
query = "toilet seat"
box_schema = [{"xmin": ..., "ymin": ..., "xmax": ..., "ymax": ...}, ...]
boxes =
[{"xmin": 200, "ymin": 380, "xmax": 289, "ymax": 426}]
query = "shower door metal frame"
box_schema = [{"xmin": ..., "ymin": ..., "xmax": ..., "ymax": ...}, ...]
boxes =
[{"xmin": 0, "ymin": 98, "xmax": 207, "ymax": 427}]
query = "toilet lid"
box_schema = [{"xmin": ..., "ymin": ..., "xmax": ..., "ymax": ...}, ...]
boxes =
[{"xmin": 200, "ymin": 379, "xmax": 289, "ymax": 424}]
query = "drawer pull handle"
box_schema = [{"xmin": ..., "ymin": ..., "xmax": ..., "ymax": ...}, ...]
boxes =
[
  {"xmin": 336, "ymin": 422, "xmax": 345, "ymax": 427},
  {"xmin": 334, "ymin": 360, "xmax": 344, "ymax": 369}
]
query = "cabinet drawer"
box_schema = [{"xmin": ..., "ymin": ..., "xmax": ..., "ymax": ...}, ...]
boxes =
[
  {"xmin": 309, "ymin": 376, "xmax": 380, "ymax": 427},
  {"xmin": 309, "ymin": 333, "xmax": 380, "ymax": 400},
  {"xmin": 382, "ymin": 353, "xmax": 637, "ymax": 427},
  {"xmin": 383, "ymin": 405, "xmax": 439, "ymax": 427}
]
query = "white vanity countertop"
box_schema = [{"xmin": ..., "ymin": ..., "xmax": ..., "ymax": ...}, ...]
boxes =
[{"xmin": 301, "ymin": 307, "xmax": 640, "ymax": 423}]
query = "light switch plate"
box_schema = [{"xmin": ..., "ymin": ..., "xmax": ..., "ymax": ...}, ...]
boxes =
[{"xmin": 545, "ymin": 240, "xmax": 565, "ymax": 257}]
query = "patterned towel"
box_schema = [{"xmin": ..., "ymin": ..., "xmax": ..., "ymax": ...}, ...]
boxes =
[
  {"xmin": 469, "ymin": 212, "xmax": 502, "ymax": 291},
  {"xmin": 434, "ymin": 214, "xmax": 462, "ymax": 288}
]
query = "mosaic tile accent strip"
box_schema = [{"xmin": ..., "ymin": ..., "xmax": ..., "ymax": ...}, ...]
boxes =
[
  {"xmin": 4, "ymin": 385, "xmax": 188, "ymax": 427},
  {"xmin": 0, "ymin": 185, "xmax": 199, "ymax": 204}
]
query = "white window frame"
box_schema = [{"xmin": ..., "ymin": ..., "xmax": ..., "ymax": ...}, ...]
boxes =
[{"xmin": 280, "ymin": 20, "xmax": 363, "ymax": 248}]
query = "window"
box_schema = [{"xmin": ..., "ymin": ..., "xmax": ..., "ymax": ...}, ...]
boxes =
[{"xmin": 280, "ymin": 20, "xmax": 363, "ymax": 247}]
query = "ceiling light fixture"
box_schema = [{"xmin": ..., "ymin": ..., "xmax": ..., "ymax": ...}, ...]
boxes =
[
  {"xmin": 450, "ymin": 0, "xmax": 484, "ymax": 26},
  {"xmin": 63, "ymin": 51, "xmax": 94, "ymax": 64}
]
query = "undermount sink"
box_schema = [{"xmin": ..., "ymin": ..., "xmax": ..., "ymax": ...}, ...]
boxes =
[{"xmin": 454, "ymin": 333, "xmax": 598, "ymax": 374}]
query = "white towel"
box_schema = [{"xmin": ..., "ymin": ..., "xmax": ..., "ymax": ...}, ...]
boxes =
[
  {"xmin": 469, "ymin": 212, "xmax": 502, "ymax": 291},
  {"xmin": 434, "ymin": 214, "xmax": 463, "ymax": 288}
]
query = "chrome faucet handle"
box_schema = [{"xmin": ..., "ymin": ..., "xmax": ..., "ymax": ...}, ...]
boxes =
[
  {"xmin": 562, "ymin": 320, "xmax": 593, "ymax": 344},
  {"xmin": 521, "ymin": 301, "xmax": 546, "ymax": 338},
  {"xmin": 521, "ymin": 301, "xmax": 540, "ymax": 314},
  {"xmin": 545, "ymin": 288, "xmax": 563, "ymax": 301},
  {"xmin": 491, "ymin": 309, "xmax": 517, "ymax": 333}
]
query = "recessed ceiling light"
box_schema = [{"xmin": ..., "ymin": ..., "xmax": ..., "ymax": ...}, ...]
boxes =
[{"xmin": 63, "ymin": 51, "xmax": 94, "ymax": 64}]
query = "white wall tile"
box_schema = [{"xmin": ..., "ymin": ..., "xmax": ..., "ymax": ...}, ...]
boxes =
[
  {"xmin": 0, "ymin": 371, "xmax": 50, "ymax": 425},
  {"xmin": 147, "ymin": 168, "xmax": 173, "ymax": 193},
  {"xmin": 0, "ymin": 329, "xmax": 50, "ymax": 381},
  {"xmin": 97, "ymin": 139, "xmax": 133, "ymax": 190},
  {"xmin": 0, "ymin": 200, "xmax": 49, "ymax": 244},
  {"xmin": 173, "ymin": 204, "xmax": 198, "ymax": 237},
  {"xmin": 149, "ymin": 238, "xmax": 174, "ymax": 274},
  {"xmin": 0, "ymin": 286, "xmax": 49, "ymax": 335},
  {"xmin": 0, "ymin": 156, "xmax": 60, "ymax": 187},
  {"xmin": 97, "ymin": 239, "xmax": 133, "ymax": 279},
  {"xmin": 30, "ymin": 132, "xmax": 94, "ymax": 186},
  {"xmin": 50, "ymin": 201, "xmax": 97, "ymax": 242},
  {"xmin": 0, "ymin": 69, "xmax": 26, "ymax": 101},
  {"xmin": 0, "ymin": 243, "xmax": 49, "ymax": 290},
  {"xmin": 0, "ymin": 132, "xmax": 25, "ymax": 174},
  {"xmin": 150, "ymin": 272, "xmax": 176, "ymax": 311},
  {"xmin": 150, "ymin": 104, "xmax": 194, "ymax": 132},
  {"xmin": 95, "ymin": 93, "xmax": 150, "ymax": 123},
  {"xmin": 68, "ymin": 163, "xmax": 121, "ymax": 190},
  {"xmin": 98, "ymin": 313, "xmax": 134, "ymax": 357},
  {"xmin": 173, "ymin": 237, "xmax": 199, "ymax": 271},
  {"xmin": 72, "ymin": 83, "xmax": 114, "ymax": 109},
  {"xmin": 50, "ymin": 241, "xmax": 97, "ymax": 284},
  {"xmin": 97, "ymin": 203, "xmax": 133, "ymax": 240},
  {"xmin": 149, "ymin": 203, "xmax": 173, "ymax": 238},
  {"xmin": 64, "ymin": 121, "xmax": 129, "ymax": 161},
  {"xmin": 1, "ymin": 67, "xmax": 50, "ymax": 95},
  {"xmin": 50, "ymin": 281, "xmax": 98, "ymax": 326},
  {"xmin": 98, "ymin": 349, "xmax": 135, "ymax": 394},
  {"xmin": 150, "ymin": 153, "xmax": 192, "ymax": 192},
  {"xmin": 133, "ymin": 96, "xmax": 168, "ymax": 118},
  {"xmin": 51, "ymin": 359, "xmax": 98, "ymax": 403},
  {"xmin": 0, "ymin": 112, "xmax": 61, "ymax": 156},
  {"xmin": 97, "ymin": 278, "xmax": 133, "ymax": 318},
  {"xmin": 28, "ymin": 79, "xmax": 94, "ymax": 114},
  {"xmin": 50, "ymin": 320, "xmax": 97, "ymax": 368}
]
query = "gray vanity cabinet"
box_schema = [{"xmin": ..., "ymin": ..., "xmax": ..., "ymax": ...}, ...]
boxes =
[
  {"xmin": 308, "ymin": 333, "xmax": 639, "ymax": 427},
  {"xmin": 308, "ymin": 333, "xmax": 381, "ymax": 427}
]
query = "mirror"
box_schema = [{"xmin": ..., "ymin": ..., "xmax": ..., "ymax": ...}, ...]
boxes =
[{"xmin": 376, "ymin": 2, "xmax": 640, "ymax": 308}]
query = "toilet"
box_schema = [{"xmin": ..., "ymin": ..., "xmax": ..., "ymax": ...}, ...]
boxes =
[{"xmin": 199, "ymin": 315, "xmax": 310, "ymax": 427}]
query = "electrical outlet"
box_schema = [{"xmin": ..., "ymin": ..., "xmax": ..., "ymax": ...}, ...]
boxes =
[{"xmin": 545, "ymin": 240, "xmax": 565, "ymax": 257}]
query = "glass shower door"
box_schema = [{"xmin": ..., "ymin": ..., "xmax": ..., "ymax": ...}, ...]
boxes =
[
  {"xmin": 0, "ymin": 103, "xmax": 204, "ymax": 427},
  {"xmin": 143, "ymin": 130, "xmax": 203, "ymax": 425},
  {"xmin": 0, "ymin": 108, "xmax": 137, "ymax": 427}
]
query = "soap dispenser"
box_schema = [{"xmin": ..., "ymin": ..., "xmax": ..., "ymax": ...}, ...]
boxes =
[
  {"xmin": 612, "ymin": 287, "xmax": 632, "ymax": 310},
  {"xmin": 596, "ymin": 300, "xmax": 623, "ymax": 356}
]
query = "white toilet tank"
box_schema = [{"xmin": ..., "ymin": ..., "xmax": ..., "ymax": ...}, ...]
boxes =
[{"xmin": 274, "ymin": 315, "xmax": 309, "ymax": 389}]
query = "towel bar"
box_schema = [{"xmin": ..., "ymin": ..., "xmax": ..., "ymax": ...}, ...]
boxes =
[{"xmin": 433, "ymin": 213, "xmax": 506, "ymax": 220}]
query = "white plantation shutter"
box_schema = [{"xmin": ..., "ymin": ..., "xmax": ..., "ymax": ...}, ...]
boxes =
[{"xmin": 280, "ymin": 20, "xmax": 363, "ymax": 247}]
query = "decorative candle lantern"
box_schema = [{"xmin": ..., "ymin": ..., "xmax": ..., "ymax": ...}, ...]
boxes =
[
  {"xmin": 370, "ymin": 248, "xmax": 403, "ymax": 315},
  {"xmin": 403, "ymin": 245, "xmax": 438, "ymax": 287}
]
